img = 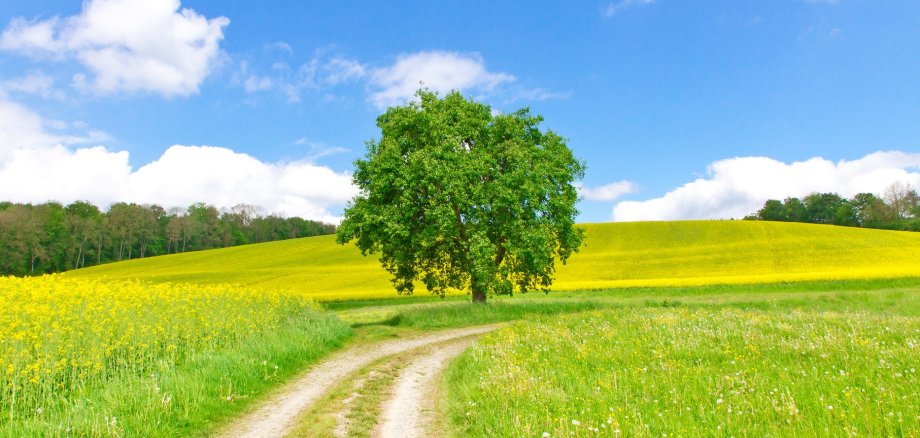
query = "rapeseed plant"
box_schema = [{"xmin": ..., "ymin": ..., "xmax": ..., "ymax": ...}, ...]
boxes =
[
  {"xmin": 0, "ymin": 275, "xmax": 335, "ymax": 432},
  {"xmin": 65, "ymin": 221, "xmax": 920, "ymax": 301}
]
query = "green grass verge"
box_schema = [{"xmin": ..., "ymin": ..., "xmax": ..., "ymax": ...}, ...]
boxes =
[
  {"xmin": 2, "ymin": 312, "xmax": 351, "ymax": 437},
  {"xmin": 333, "ymin": 278, "xmax": 920, "ymax": 328},
  {"xmin": 445, "ymin": 290, "xmax": 920, "ymax": 436}
]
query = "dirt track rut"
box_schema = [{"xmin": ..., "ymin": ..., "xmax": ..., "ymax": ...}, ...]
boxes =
[{"xmin": 216, "ymin": 324, "xmax": 500, "ymax": 438}]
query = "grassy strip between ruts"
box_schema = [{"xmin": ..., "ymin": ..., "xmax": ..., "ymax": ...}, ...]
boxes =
[
  {"xmin": 286, "ymin": 342, "xmax": 411, "ymax": 438},
  {"xmin": 2, "ymin": 312, "xmax": 350, "ymax": 437},
  {"xmin": 445, "ymin": 292, "xmax": 920, "ymax": 437}
]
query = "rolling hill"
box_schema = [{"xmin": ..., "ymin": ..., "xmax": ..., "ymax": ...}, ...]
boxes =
[{"xmin": 65, "ymin": 221, "xmax": 920, "ymax": 300}]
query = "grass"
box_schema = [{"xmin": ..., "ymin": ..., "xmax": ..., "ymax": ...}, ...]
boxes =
[
  {"xmin": 5, "ymin": 275, "xmax": 917, "ymax": 435},
  {"xmin": 332, "ymin": 277, "xmax": 920, "ymax": 329},
  {"xmin": 5, "ymin": 312, "xmax": 350, "ymax": 437},
  {"xmin": 0, "ymin": 276, "xmax": 351, "ymax": 437},
  {"xmin": 445, "ymin": 289, "xmax": 920, "ymax": 436},
  {"xmin": 64, "ymin": 221, "xmax": 920, "ymax": 301}
]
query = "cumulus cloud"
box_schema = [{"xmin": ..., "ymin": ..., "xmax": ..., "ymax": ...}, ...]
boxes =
[
  {"xmin": 368, "ymin": 51, "xmax": 515, "ymax": 108},
  {"xmin": 613, "ymin": 152, "xmax": 920, "ymax": 221},
  {"xmin": 129, "ymin": 146, "xmax": 356, "ymax": 222},
  {"xmin": 0, "ymin": 0, "xmax": 229, "ymax": 97},
  {"xmin": 0, "ymin": 97, "xmax": 357, "ymax": 223},
  {"xmin": 578, "ymin": 181, "xmax": 637, "ymax": 201},
  {"xmin": 0, "ymin": 98, "xmax": 61, "ymax": 156}
]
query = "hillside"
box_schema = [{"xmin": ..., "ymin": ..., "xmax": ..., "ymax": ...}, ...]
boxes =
[{"xmin": 65, "ymin": 221, "xmax": 920, "ymax": 300}]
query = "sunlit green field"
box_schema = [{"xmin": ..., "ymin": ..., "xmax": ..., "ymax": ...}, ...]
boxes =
[
  {"xmin": 447, "ymin": 301, "xmax": 920, "ymax": 436},
  {"xmin": 65, "ymin": 221, "xmax": 920, "ymax": 300}
]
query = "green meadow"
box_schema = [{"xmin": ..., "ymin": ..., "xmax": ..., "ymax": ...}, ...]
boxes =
[{"xmin": 447, "ymin": 298, "xmax": 920, "ymax": 436}]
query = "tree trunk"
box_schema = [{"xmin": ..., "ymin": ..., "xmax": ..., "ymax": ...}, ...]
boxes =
[
  {"xmin": 75, "ymin": 235, "xmax": 86, "ymax": 269},
  {"xmin": 472, "ymin": 285, "xmax": 487, "ymax": 303}
]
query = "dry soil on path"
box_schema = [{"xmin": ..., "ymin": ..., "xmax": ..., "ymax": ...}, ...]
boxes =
[
  {"xmin": 216, "ymin": 324, "xmax": 500, "ymax": 438},
  {"xmin": 374, "ymin": 336, "xmax": 479, "ymax": 438}
]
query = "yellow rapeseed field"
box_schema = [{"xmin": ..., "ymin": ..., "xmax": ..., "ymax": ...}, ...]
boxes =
[
  {"xmin": 65, "ymin": 221, "xmax": 920, "ymax": 300},
  {"xmin": 0, "ymin": 275, "xmax": 320, "ymax": 423},
  {"xmin": 554, "ymin": 220, "xmax": 920, "ymax": 289}
]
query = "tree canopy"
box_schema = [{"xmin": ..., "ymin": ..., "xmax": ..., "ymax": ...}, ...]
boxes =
[
  {"xmin": 0, "ymin": 200, "xmax": 335, "ymax": 276},
  {"xmin": 337, "ymin": 90, "xmax": 585, "ymax": 302},
  {"xmin": 746, "ymin": 182, "xmax": 920, "ymax": 231}
]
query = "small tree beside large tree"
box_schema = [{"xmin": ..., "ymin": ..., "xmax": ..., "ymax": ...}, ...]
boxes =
[{"xmin": 336, "ymin": 90, "xmax": 585, "ymax": 303}]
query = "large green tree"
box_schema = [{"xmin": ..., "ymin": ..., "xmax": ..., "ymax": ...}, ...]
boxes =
[{"xmin": 337, "ymin": 90, "xmax": 585, "ymax": 303}]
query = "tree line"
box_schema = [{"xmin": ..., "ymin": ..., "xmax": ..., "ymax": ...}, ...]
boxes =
[
  {"xmin": 0, "ymin": 201, "xmax": 335, "ymax": 276},
  {"xmin": 745, "ymin": 181, "xmax": 920, "ymax": 231}
]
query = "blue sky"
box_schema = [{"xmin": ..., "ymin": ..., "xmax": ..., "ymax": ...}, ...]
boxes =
[{"xmin": 1, "ymin": 0, "xmax": 918, "ymax": 223}]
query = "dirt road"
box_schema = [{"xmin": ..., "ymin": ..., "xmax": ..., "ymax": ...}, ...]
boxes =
[
  {"xmin": 375, "ymin": 336, "xmax": 478, "ymax": 438},
  {"xmin": 216, "ymin": 324, "xmax": 500, "ymax": 438}
]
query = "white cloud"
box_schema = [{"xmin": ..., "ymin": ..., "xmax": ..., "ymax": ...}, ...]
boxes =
[
  {"xmin": 128, "ymin": 146, "xmax": 357, "ymax": 222},
  {"xmin": 234, "ymin": 59, "xmax": 275, "ymax": 93},
  {"xmin": 0, "ymin": 97, "xmax": 357, "ymax": 223},
  {"xmin": 0, "ymin": 98, "xmax": 131, "ymax": 203},
  {"xmin": 603, "ymin": 0, "xmax": 655, "ymax": 18},
  {"xmin": 0, "ymin": 0, "xmax": 229, "ymax": 97},
  {"xmin": 293, "ymin": 138, "xmax": 351, "ymax": 161},
  {"xmin": 578, "ymin": 181, "xmax": 637, "ymax": 201},
  {"xmin": 0, "ymin": 70, "xmax": 64, "ymax": 99},
  {"xmin": 264, "ymin": 41, "xmax": 293, "ymax": 54},
  {"xmin": 612, "ymin": 152, "xmax": 920, "ymax": 221},
  {"xmin": 235, "ymin": 49, "xmax": 564, "ymax": 107},
  {"xmin": 324, "ymin": 57, "xmax": 367, "ymax": 85},
  {"xmin": 0, "ymin": 17, "xmax": 60, "ymax": 54},
  {"xmin": 368, "ymin": 51, "xmax": 515, "ymax": 109},
  {"xmin": 243, "ymin": 75, "xmax": 273, "ymax": 92},
  {"xmin": 512, "ymin": 87, "xmax": 572, "ymax": 101},
  {"xmin": 0, "ymin": 98, "xmax": 61, "ymax": 157}
]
